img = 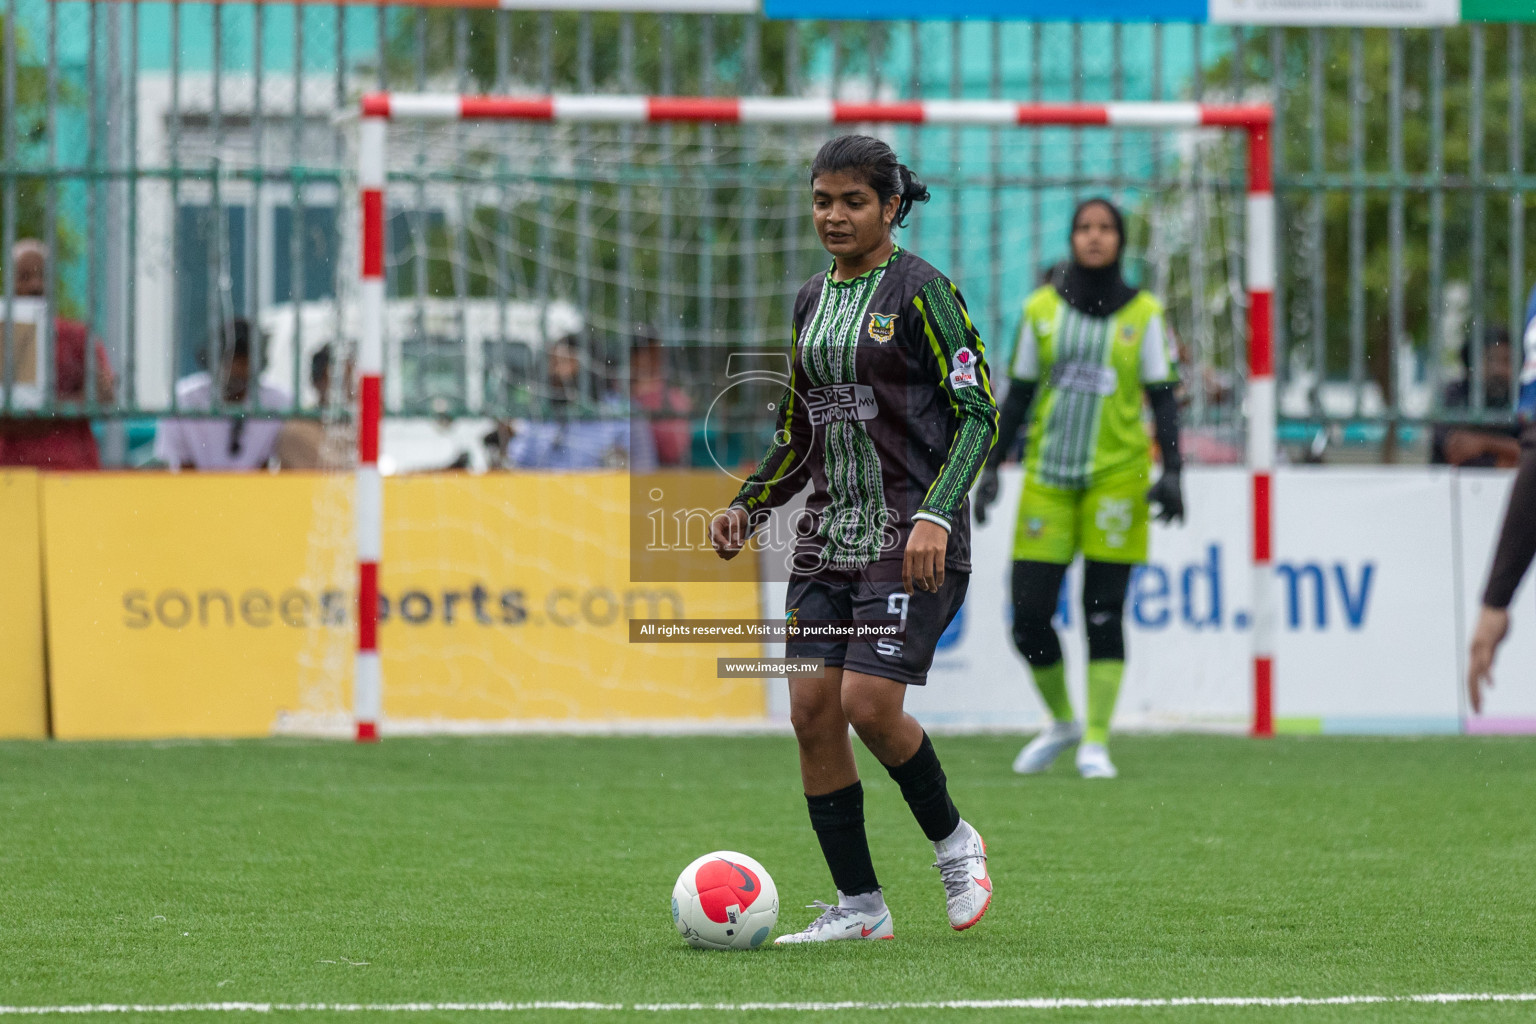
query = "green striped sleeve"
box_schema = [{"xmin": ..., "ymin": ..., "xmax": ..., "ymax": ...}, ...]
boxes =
[{"xmin": 912, "ymin": 278, "xmax": 999, "ymax": 526}]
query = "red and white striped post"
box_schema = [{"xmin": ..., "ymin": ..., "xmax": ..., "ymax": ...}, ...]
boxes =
[
  {"xmin": 1244, "ymin": 122, "xmax": 1276, "ymax": 738},
  {"xmin": 355, "ymin": 112, "xmax": 386, "ymax": 743},
  {"xmin": 354, "ymin": 93, "xmax": 1276, "ymax": 738}
]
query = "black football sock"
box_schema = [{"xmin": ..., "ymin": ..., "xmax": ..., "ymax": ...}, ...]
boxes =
[
  {"xmin": 805, "ymin": 781, "xmax": 880, "ymax": 898},
  {"xmin": 883, "ymin": 732, "xmax": 962, "ymax": 843}
]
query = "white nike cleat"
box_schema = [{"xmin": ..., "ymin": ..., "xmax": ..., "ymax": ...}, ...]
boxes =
[
  {"xmin": 1012, "ymin": 720, "xmax": 1083, "ymax": 774},
  {"xmin": 1076, "ymin": 741, "xmax": 1118, "ymax": 779},
  {"xmin": 773, "ymin": 899, "xmax": 895, "ymax": 944},
  {"xmin": 933, "ymin": 819, "xmax": 992, "ymax": 930}
]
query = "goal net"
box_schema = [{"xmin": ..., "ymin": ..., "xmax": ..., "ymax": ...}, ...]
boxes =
[
  {"xmin": 304, "ymin": 96, "xmax": 1273, "ymax": 737},
  {"xmin": 349, "ymin": 104, "xmax": 1259, "ymax": 428}
]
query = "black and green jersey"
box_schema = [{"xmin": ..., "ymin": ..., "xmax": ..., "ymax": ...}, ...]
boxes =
[{"xmin": 733, "ymin": 247, "xmax": 998, "ymax": 573}]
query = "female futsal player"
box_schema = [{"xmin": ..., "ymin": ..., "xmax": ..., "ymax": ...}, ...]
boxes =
[
  {"xmin": 975, "ymin": 197, "xmax": 1185, "ymax": 780},
  {"xmin": 710, "ymin": 135, "xmax": 997, "ymax": 941}
]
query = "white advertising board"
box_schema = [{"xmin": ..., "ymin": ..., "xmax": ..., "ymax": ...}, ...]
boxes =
[{"xmin": 767, "ymin": 465, "xmax": 1532, "ymax": 736}]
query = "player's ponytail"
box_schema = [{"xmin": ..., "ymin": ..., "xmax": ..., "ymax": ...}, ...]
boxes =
[
  {"xmin": 892, "ymin": 164, "xmax": 929, "ymax": 228},
  {"xmin": 810, "ymin": 135, "xmax": 931, "ymax": 229}
]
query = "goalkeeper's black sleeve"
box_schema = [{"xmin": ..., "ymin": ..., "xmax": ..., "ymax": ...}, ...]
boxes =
[
  {"xmin": 1146, "ymin": 383, "xmax": 1183, "ymax": 474},
  {"xmin": 986, "ymin": 380, "xmax": 1037, "ymax": 471}
]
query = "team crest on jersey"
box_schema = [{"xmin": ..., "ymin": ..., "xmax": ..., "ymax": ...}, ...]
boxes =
[
  {"xmin": 867, "ymin": 312, "xmax": 899, "ymax": 343},
  {"xmin": 1121, "ymin": 324, "xmax": 1138, "ymax": 340},
  {"xmin": 1025, "ymin": 516, "xmax": 1045, "ymax": 539},
  {"xmin": 949, "ymin": 347, "xmax": 979, "ymax": 390},
  {"xmin": 785, "ymin": 607, "xmax": 799, "ymax": 630}
]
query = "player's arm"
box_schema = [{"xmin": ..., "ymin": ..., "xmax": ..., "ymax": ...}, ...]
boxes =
[
  {"xmin": 1469, "ymin": 420, "xmax": 1536, "ymax": 711},
  {"xmin": 906, "ymin": 278, "xmax": 998, "ymax": 593},
  {"xmin": 712, "ymin": 330, "xmax": 810, "ymax": 560},
  {"xmin": 1140, "ymin": 313, "xmax": 1185, "ymax": 524},
  {"xmin": 975, "ymin": 309, "xmax": 1040, "ymax": 524},
  {"xmin": 912, "ymin": 277, "xmax": 998, "ymax": 530}
]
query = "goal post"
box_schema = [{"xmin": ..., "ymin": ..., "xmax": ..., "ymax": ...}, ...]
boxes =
[{"xmin": 353, "ymin": 94, "xmax": 1276, "ymax": 742}]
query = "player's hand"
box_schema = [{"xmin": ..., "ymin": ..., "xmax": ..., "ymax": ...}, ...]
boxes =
[
  {"xmin": 974, "ymin": 466, "xmax": 1000, "ymax": 525},
  {"xmin": 1147, "ymin": 471, "xmax": 1185, "ymax": 524},
  {"xmin": 1467, "ymin": 605, "xmax": 1510, "ymax": 714},
  {"xmin": 903, "ymin": 519, "xmax": 949, "ymax": 596},
  {"xmin": 710, "ymin": 506, "xmax": 751, "ymax": 561}
]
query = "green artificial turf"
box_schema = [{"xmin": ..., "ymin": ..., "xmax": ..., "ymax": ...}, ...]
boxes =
[{"xmin": 2, "ymin": 734, "xmax": 1535, "ymax": 1023}]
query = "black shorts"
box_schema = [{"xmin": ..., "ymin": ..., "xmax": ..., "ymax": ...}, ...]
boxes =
[{"xmin": 783, "ymin": 567, "xmax": 969, "ymax": 686}]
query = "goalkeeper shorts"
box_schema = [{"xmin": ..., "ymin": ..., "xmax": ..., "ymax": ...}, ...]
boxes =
[{"xmin": 1011, "ymin": 461, "xmax": 1150, "ymax": 566}]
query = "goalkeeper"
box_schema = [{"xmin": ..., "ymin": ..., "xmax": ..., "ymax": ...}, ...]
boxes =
[{"xmin": 974, "ymin": 198, "xmax": 1184, "ymax": 780}]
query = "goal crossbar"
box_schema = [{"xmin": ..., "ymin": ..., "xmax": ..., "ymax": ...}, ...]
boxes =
[
  {"xmin": 359, "ymin": 93, "xmax": 1271, "ymax": 129},
  {"xmin": 352, "ymin": 94, "xmax": 1277, "ymax": 742}
]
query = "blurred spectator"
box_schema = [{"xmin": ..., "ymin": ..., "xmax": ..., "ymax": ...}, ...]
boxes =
[
  {"xmin": 629, "ymin": 325, "xmax": 693, "ymax": 467},
  {"xmin": 1175, "ymin": 364, "xmax": 1245, "ymax": 466},
  {"xmin": 154, "ymin": 319, "xmax": 290, "ymax": 470},
  {"xmin": 0, "ymin": 238, "xmax": 115, "ymax": 469},
  {"xmin": 505, "ymin": 334, "xmax": 647, "ymax": 470},
  {"xmin": 1432, "ymin": 325, "xmax": 1520, "ymax": 468},
  {"xmin": 275, "ymin": 345, "xmax": 346, "ymax": 470},
  {"xmin": 1524, "ymin": 282, "xmax": 1536, "ymax": 417}
]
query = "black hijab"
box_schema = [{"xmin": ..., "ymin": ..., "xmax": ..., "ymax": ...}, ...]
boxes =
[{"xmin": 1054, "ymin": 197, "xmax": 1138, "ymax": 318}]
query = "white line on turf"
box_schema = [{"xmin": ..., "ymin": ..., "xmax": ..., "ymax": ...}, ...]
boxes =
[
  {"xmin": 2, "ymin": 995, "xmax": 1536, "ymax": 1014},
  {"xmin": 0, "ymin": 1005, "xmax": 624, "ymax": 1016}
]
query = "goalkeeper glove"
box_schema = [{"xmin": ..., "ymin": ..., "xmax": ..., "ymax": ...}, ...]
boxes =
[{"xmin": 1147, "ymin": 471, "xmax": 1185, "ymax": 524}]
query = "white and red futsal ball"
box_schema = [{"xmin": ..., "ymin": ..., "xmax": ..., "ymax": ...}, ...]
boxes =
[{"xmin": 671, "ymin": 851, "xmax": 779, "ymax": 950}]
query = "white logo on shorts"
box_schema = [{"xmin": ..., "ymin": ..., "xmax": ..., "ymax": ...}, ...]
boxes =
[
  {"xmin": 1096, "ymin": 497, "xmax": 1133, "ymax": 549},
  {"xmin": 878, "ymin": 593, "xmax": 910, "ymax": 658}
]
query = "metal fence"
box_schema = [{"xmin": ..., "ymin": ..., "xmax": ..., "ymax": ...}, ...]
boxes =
[{"xmin": 0, "ymin": 5, "xmax": 1528, "ymax": 466}]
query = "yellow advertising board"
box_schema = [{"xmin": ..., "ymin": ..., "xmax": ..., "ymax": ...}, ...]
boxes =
[
  {"xmin": 41, "ymin": 472, "xmax": 763, "ymax": 740},
  {"xmin": 0, "ymin": 470, "xmax": 47, "ymax": 738}
]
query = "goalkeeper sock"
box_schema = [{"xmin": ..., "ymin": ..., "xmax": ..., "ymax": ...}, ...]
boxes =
[
  {"xmin": 1030, "ymin": 660, "xmax": 1076, "ymax": 724},
  {"xmin": 1085, "ymin": 659, "xmax": 1125, "ymax": 746},
  {"xmin": 805, "ymin": 782, "xmax": 880, "ymax": 897}
]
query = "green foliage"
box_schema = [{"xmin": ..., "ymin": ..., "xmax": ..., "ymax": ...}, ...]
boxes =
[
  {"xmin": 1218, "ymin": 26, "xmax": 1536, "ymax": 390},
  {"xmin": 1, "ymin": 14, "xmax": 82, "ymax": 315}
]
